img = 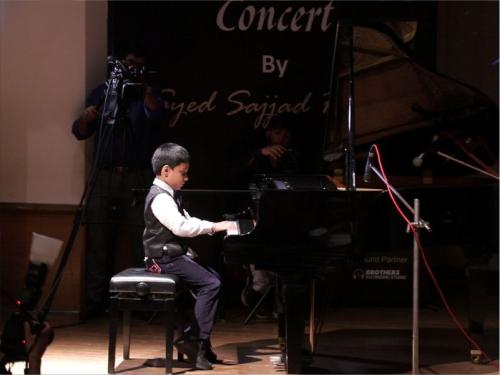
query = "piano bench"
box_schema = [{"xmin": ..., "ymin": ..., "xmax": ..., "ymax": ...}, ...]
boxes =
[{"xmin": 107, "ymin": 267, "xmax": 180, "ymax": 375}]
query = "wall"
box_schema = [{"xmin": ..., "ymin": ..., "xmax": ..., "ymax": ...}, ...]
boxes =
[
  {"xmin": 0, "ymin": 0, "xmax": 107, "ymax": 314},
  {"xmin": 0, "ymin": 0, "xmax": 107, "ymax": 204},
  {"xmin": 0, "ymin": 204, "xmax": 85, "ymax": 314}
]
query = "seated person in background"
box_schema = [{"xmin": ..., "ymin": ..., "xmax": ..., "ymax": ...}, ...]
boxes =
[
  {"xmin": 242, "ymin": 121, "xmax": 299, "ymax": 317},
  {"xmin": 240, "ymin": 264, "xmax": 274, "ymax": 315},
  {"xmin": 143, "ymin": 142, "xmax": 236, "ymax": 370},
  {"xmin": 246, "ymin": 121, "xmax": 299, "ymax": 175}
]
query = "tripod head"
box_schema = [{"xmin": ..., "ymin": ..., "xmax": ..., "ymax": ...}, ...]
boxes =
[
  {"xmin": 102, "ymin": 57, "xmax": 148, "ymax": 126},
  {"xmin": 107, "ymin": 56, "xmax": 146, "ymax": 82}
]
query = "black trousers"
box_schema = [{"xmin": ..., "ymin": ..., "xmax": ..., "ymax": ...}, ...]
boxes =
[{"xmin": 157, "ymin": 255, "xmax": 222, "ymax": 340}]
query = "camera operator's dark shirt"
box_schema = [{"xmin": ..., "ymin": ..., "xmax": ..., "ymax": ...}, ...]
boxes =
[{"xmin": 72, "ymin": 83, "xmax": 163, "ymax": 169}]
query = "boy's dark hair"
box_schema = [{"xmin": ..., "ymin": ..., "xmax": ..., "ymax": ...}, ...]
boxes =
[{"xmin": 151, "ymin": 143, "xmax": 190, "ymax": 175}]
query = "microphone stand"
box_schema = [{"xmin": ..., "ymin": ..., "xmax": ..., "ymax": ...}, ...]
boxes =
[
  {"xmin": 367, "ymin": 163, "xmax": 431, "ymax": 375},
  {"xmin": 435, "ymin": 151, "xmax": 500, "ymax": 181},
  {"xmin": 365, "ymin": 146, "xmax": 497, "ymax": 374},
  {"xmin": 345, "ymin": 20, "xmax": 357, "ymax": 191}
]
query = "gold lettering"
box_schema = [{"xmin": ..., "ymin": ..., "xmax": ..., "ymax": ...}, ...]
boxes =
[
  {"xmin": 161, "ymin": 88, "xmax": 218, "ymax": 127},
  {"xmin": 226, "ymin": 89, "xmax": 250, "ymax": 116},
  {"xmin": 216, "ymin": 0, "xmax": 334, "ymax": 33},
  {"xmin": 226, "ymin": 89, "xmax": 312, "ymax": 128}
]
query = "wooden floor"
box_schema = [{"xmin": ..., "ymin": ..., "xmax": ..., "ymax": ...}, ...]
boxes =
[{"xmin": 5, "ymin": 301, "xmax": 498, "ymax": 375}]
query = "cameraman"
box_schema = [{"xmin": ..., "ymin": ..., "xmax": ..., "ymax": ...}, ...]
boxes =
[{"xmin": 72, "ymin": 45, "xmax": 164, "ymax": 319}]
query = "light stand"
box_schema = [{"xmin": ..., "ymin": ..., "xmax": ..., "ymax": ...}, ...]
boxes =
[{"xmin": 367, "ymin": 162, "xmax": 431, "ymax": 375}]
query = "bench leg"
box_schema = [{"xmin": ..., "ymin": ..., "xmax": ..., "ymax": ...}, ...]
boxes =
[
  {"xmin": 123, "ymin": 310, "xmax": 131, "ymax": 360},
  {"xmin": 165, "ymin": 307, "xmax": 174, "ymax": 375},
  {"xmin": 108, "ymin": 304, "xmax": 118, "ymax": 374}
]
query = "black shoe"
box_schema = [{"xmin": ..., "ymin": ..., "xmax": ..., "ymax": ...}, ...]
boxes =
[
  {"xmin": 174, "ymin": 338, "xmax": 198, "ymax": 359},
  {"xmin": 205, "ymin": 340, "xmax": 218, "ymax": 363},
  {"xmin": 174, "ymin": 339, "xmax": 213, "ymax": 370},
  {"xmin": 197, "ymin": 340, "xmax": 214, "ymax": 370},
  {"xmin": 255, "ymin": 308, "xmax": 273, "ymax": 320}
]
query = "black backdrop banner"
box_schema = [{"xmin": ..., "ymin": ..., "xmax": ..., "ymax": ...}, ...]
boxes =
[{"xmin": 109, "ymin": 1, "xmax": 338, "ymax": 189}]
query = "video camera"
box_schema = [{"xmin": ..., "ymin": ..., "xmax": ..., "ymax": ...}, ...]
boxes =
[
  {"xmin": 107, "ymin": 56, "xmax": 146, "ymax": 81},
  {"xmin": 105, "ymin": 57, "xmax": 147, "ymax": 103}
]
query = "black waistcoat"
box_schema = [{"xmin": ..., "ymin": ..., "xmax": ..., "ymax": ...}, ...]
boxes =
[{"xmin": 143, "ymin": 184, "xmax": 184, "ymax": 258}]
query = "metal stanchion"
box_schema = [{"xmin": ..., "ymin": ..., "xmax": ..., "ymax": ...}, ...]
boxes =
[
  {"xmin": 412, "ymin": 199, "xmax": 421, "ymax": 374},
  {"xmin": 367, "ymin": 163, "xmax": 431, "ymax": 375}
]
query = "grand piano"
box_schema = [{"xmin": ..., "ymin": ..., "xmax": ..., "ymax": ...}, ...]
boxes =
[
  {"xmin": 217, "ymin": 15, "xmax": 498, "ymax": 374},
  {"xmin": 223, "ymin": 174, "xmax": 362, "ymax": 374}
]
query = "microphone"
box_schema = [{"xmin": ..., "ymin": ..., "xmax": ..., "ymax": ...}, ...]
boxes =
[
  {"xmin": 412, "ymin": 153, "xmax": 425, "ymax": 167},
  {"xmin": 363, "ymin": 146, "xmax": 375, "ymax": 183},
  {"xmin": 412, "ymin": 134, "xmax": 440, "ymax": 167}
]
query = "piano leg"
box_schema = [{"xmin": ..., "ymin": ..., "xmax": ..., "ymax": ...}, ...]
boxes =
[
  {"xmin": 283, "ymin": 282, "xmax": 308, "ymax": 374},
  {"xmin": 276, "ymin": 277, "xmax": 286, "ymax": 354},
  {"xmin": 309, "ymin": 279, "xmax": 316, "ymax": 353}
]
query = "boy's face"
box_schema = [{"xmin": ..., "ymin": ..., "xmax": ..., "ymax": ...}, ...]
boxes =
[{"xmin": 161, "ymin": 162, "xmax": 189, "ymax": 191}]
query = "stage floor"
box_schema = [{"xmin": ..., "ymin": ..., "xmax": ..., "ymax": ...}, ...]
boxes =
[{"xmin": 5, "ymin": 300, "xmax": 498, "ymax": 375}]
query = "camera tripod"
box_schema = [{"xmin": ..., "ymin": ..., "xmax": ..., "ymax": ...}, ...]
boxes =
[{"xmin": 0, "ymin": 58, "xmax": 141, "ymax": 374}]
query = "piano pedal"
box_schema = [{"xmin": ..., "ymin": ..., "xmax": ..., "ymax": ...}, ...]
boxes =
[{"xmin": 270, "ymin": 354, "xmax": 285, "ymax": 367}]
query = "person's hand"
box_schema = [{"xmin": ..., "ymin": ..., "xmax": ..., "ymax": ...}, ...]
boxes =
[
  {"xmin": 144, "ymin": 85, "xmax": 161, "ymax": 111},
  {"xmin": 326, "ymin": 175, "xmax": 345, "ymax": 188},
  {"xmin": 144, "ymin": 84, "xmax": 154, "ymax": 96},
  {"xmin": 213, "ymin": 221, "xmax": 238, "ymax": 233},
  {"xmin": 81, "ymin": 105, "xmax": 99, "ymax": 123},
  {"xmin": 260, "ymin": 145, "xmax": 287, "ymax": 161}
]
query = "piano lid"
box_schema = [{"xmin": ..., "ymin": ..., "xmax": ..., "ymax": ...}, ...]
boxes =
[{"xmin": 325, "ymin": 21, "xmax": 496, "ymax": 150}]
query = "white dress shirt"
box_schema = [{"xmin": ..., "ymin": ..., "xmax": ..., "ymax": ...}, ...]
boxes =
[{"xmin": 150, "ymin": 178, "xmax": 214, "ymax": 237}]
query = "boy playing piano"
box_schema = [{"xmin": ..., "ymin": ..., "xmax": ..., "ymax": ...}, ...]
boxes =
[{"xmin": 143, "ymin": 142, "xmax": 236, "ymax": 370}]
